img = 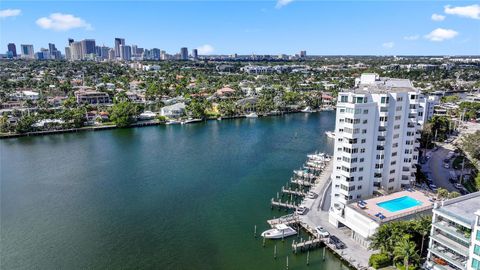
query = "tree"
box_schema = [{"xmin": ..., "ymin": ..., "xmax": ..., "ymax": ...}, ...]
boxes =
[
  {"xmin": 186, "ymin": 98, "xmax": 209, "ymax": 119},
  {"xmin": 15, "ymin": 115, "xmax": 36, "ymax": 134},
  {"xmin": 110, "ymin": 101, "xmax": 140, "ymax": 127},
  {"xmin": 437, "ymin": 188, "xmax": 449, "ymax": 199},
  {"xmin": 413, "ymin": 215, "xmax": 431, "ymax": 255},
  {"xmin": 393, "ymin": 236, "xmax": 420, "ymax": 270}
]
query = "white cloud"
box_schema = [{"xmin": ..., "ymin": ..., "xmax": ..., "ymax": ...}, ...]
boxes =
[
  {"xmin": 382, "ymin": 42, "xmax": 395, "ymax": 49},
  {"xmin": 425, "ymin": 28, "xmax": 458, "ymax": 42},
  {"xmin": 276, "ymin": 0, "xmax": 294, "ymax": 8},
  {"xmin": 444, "ymin": 4, "xmax": 480, "ymax": 20},
  {"xmin": 36, "ymin": 13, "xmax": 92, "ymax": 31},
  {"xmin": 196, "ymin": 44, "xmax": 214, "ymax": 55},
  {"xmin": 404, "ymin": 35, "xmax": 420, "ymax": 41},
  {"xmin": 0, "ymin": 9, "xmax": 21, "ymax": 18},
  {"xmin": 431, "ymin": 13, "xmax": 446, "ymax": 21}
]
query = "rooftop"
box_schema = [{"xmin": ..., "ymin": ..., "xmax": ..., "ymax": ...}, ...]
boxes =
[
  {"xmin": 349, "ymin": 190, "xmax": 434, "ymax": 223},
  {"xmin": 435, "ymin": 191, "xmax": 480, "ymax": 226},
  {"xmin": 346, "ymin": 73, "xmax": 418, "ymax": 94}
]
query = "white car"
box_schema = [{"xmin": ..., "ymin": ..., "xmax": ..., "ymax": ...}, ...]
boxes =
[
  {"xmin": 454, "ymin": 183, "xmax": 463, "ymax": 189},
  {"xmin": 306, "ymin": 191, "xmax": 317, "ymax": 199},
  {"xmin": 315, "ymin": 226, "xmax": 330, "ymax": 238},
  {"xmin": 296, "ymin": 206, "xmax": 308, "ymax": 215},
  {"xmin": 444, "ymin": 163, "xmax": 450, "ymax": 169}
]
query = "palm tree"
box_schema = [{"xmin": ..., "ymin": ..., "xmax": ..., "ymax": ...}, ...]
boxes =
[
  {"xmin": 414, "ymin": 215, "xmax": 432, "ymax": 255},
  {"xmin": 393, "ymin": 236, "xmax": 420, "ymax": 270}
]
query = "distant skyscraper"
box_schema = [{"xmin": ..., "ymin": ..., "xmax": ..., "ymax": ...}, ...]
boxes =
[
  {"xmin": 48, "ymin": 43, "xmax": 58, "ymax": 59},
  {"xmin": 192, "ymin": 49, "xmax": 198, "ymax": 60},
  {"xmin": 180, "ymin": 47, "xmax": 188, "ymax": 60},
  {"xmin": 68, "ymin": 38, "xmax": 74, "ymax": 46},
  {"xmin": 124, "ymin": 45, "xmax": 132, "ymax": 61},
  {"xmin": 7, "ymin": 43, "xmax": 17, "ymax": 57},
  {"xmin": 100, "ymin": 46, "xmax": 110, "ymax": 60},
  {"xmin": 65, "ymin": 47, "xmax": 71, "ymax": 60},
  {"xmin": 70, "ymin": 41, "xmax": 83, "ymax": 60},
  {"xmin": 300, "ymin": 50, "xmax": 307, "ymax": 58},
  {"xmin": 81, "ymin": 39, "xmax": 96, "ymax": 56},
  {"xmin": 20, "ymin": 44, "xmax": 34, "ymax": 59},
  {"xmin": 131, "ymin": 45, "xmax": 138, "ymax": 57},
  {"xmin": 114, "ymin": 38, "xmax": 125, "ymax": 58},
  {"xmin": 108, "ymin": 49, "xmax": 115, "ymax": 60},
  {"xmin": 152, "ymin": 48, "xmax": 161, "ymax": 60}
]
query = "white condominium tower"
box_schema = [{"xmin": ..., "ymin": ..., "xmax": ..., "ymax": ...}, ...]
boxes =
[{"xmin": 329, "ymin": 73, "xmax": 422, "ymax": 226}]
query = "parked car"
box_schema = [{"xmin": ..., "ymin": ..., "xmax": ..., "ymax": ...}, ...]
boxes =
[
  {"xmin": 306, "ymin": 191, "xmax": 317, "ymax": 199},
  {"xmin": 315, "ymin": 226, "xmax": 330, "ymax": 238},
  {"xmin": 454, "ymin": 183, "xmax": 463, "ymax": 190},
  {"xmin": 444, "ymin": 163, "xmax": 450, "ymax": 169},
  {"xmin": 329, "ymin": 235, "xmax": 346, "ymax": 249},
  {"xmin": 296, "ymin": 206, "xmax": 308, "ymax": 215}
]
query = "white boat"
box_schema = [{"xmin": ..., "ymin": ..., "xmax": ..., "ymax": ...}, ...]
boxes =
[
  {"xmin": 166, "ymin": 120, "xmax": 181, "ymax": 125},
  {"xmin": 181, "ymin": 118, "xmax": 202, "ymax": 125},
  {"xmin": 325, "ymin": 131, "xmax": 335, "ymax": 139},
  {"xmin": 138, "ymin": 111, "xmax": 156, "ymax": 120},
  {"xmin": 261, "ymin": 224, "xmax": 297, "ymax": 239},
  {"xmin": 301, "ymin": 106, "xmax": 313, "ymax": 113},
  {"xmin": 245, "ymin": 112, "xmax": 258, "ymax": 118}
]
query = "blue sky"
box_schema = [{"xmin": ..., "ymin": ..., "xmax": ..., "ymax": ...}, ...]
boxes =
[{"xmin": 1, "ymin": 0, "xmax": 479, "ymax": 55}]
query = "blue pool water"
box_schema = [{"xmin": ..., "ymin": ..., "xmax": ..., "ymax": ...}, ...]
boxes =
[{"xmin": 377, "ymin": 196, "xmax": 422, "ymax": 212}]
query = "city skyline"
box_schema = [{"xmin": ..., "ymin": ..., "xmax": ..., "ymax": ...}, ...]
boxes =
[{"xmin": 1, "ymin": 1, "xmax": 479, "ymax": 56}]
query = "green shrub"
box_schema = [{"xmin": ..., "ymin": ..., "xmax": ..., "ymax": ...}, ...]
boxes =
[{"xmin": 369, "ymin": 253, "xmax": 391, "ymax": 269}]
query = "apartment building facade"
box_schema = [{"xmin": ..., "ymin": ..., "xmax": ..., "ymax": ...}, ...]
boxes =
[
  {"xmin": 329, "ymin": 73, "xmax": 422, "ymax": 226},
  {"xmin": 425, "ymin": 192, "xmax": 480, "ymax": 270}
]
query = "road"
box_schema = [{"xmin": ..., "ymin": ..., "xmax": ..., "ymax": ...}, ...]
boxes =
[{"xmin": 422, "ymin": 144, "xmax": 456, "ymax": 192}]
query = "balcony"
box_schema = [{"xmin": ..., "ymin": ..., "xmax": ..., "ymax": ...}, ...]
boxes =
[
  {"xmin": 377, "ymin": 136, "xmax": 386, "ymax": 142},
  {"xmin": 433, "ymin": 222, "xmax": 471, "ymax": 245},
  {"xmin": 407, "ymin": 123, "xmax": 415, "ymax": 128},
  {"xmin": 430, "ymin": 233, "xmax": 469, "ymax": 257},
  {"xmin": 377, "ymin": 145, "xmax": 385, "ymax": 151},
  {"xmin": 428, "ymin": 247, "xmax": 467, "ymax": 270},
  {"xmin": 378, "ymin": 126, "xmax": 387, "ymax": 132}
]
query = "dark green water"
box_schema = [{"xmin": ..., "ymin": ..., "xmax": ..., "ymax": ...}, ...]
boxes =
[{"xmin": 1, "ymin": 112, "xmax": 346, "ymax": 270}]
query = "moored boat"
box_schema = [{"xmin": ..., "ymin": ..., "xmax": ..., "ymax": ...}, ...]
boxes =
[
  {"xmin": 325, "ymin": 131, "xmax": 335, "ymax": 139},
  {"xmin": 261, "ymin": 224, "xmax": 297, "ymax": 239},
  {"xmin": 245, "ymin": 112, "xmax": 258, "ymax": 118}
]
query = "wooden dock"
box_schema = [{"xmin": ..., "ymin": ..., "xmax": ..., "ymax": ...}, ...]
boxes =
[
  {"xmin": 271, "ymin": 198, "xmax": 297, "ymax": 209},
  {"xmin": 290, "ymin": 179, "xmax": 313, "ymax": 187},
  {"xmin": 267, "ymin": 214, "xmax": 299, "ymax": 227},
  {"xmin": 281, "ymin": 187, "xmax": 307, "ymax": 197},
  {"xmin": 292, "ymin": 238, "xmax": 323, "ymax": 253}
]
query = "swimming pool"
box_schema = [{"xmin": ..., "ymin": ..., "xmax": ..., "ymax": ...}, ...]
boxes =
[{"xmin": 377, "ymin": 196, "xmax": 422, "ymax": 212}]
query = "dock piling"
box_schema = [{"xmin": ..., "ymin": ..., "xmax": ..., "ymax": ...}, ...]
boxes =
[
  {"xmin": 307, "ymin": 250, "xmax": 310, "ymax": 266},
  {"xmin": 254, "ymin": 225, "xmax": 257, "ymax": 238},
  {"xmin": 274, "ymin": 245, "xmax": 277, "ymax": 259}
]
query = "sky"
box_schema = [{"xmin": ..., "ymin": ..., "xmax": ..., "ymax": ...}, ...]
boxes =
[{"xmin": 1, "ymin": 0, "xmax": 479, "ymax": 55}]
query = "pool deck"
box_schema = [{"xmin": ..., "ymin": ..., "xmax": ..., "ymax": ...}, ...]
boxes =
[{"xmin": 349, "ymin": 190, "xmax": 434, "ymax": 221}]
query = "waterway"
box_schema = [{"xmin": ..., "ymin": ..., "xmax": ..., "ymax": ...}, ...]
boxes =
[{"xmin": 1, "ymin": 111, "xmax": 347, "ymax": 269}]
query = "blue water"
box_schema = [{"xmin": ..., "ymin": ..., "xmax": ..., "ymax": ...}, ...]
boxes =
[{"xmin": 377, "ymin": 196, "xmax": 422, "ymax": 213}]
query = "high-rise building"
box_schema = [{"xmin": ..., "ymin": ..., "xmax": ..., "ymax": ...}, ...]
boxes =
[
  {"xmin": 329, "ymin": 73, "xmax": 423, "ymax": 226},
  {"xmin": 114, "ymin": 38, "xmax": 125, "ymax": 58},
  {"xmin": 7, "ymin": 43, "xmax": 17, "ymax": 57},
  {"xmin": 65, "ymin": 47, "xmax": 71, "ymax": 60},
  {"xmin": 300, "ymin": 50, "xmax": 307, "ymax": 58},
  {"xmin": 123, "ymin": 45, "xmax": 132, "ymax": 61},
  {"xmin": 108, "ymin": 49, "xmax": 115, "ymax": 61},
  {"xmin": 100, "ymin": 46, "xmax": 110, "ymax": 60},
  {"xmin": 131, "ymin": 45, "xmax": 138, "ymax": 57},
  {"xmin": 68, "ymin": 38, "xmax": 75, "ymax": 46},
  {"xmin": 151, "ymin": 48, "xmax": 161, "ymax": 60},
  {"xmin": 192, "ymin": 49, "xmax": 198, "ymax": 60},
  {"xmin": 180, "ymin": 47, "xmax": 188, "ymax": 60},
  {"xmin": 424, "ymin": 192, "xmax": 480, "ymax": 270},
  {"xmin": 48, "ymin": 43, "xmax": 59, "ymax": 59},
  {"xmin": 70, "ymin": 41, "xmax": 83, "ymax": 60},
  {"xmin": 20, "ymin": 44, "xmax": 34, "ymax": 59},
  {"xmin": 81, "ymin": 39, "xmax": 96, "ymax": 56}
]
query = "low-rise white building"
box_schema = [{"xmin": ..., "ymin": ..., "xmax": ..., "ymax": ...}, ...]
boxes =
[{"xmin": 160, "ymin": 102, "xmax": 185, "ymax": 118}]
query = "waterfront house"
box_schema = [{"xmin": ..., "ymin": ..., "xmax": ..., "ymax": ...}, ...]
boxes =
[
  {"xmin": 74, "ymin": 90, "xmax": 111, "ymax": 105},
  {"xmin": 160, "ymin": 102, "xmax": 185, "ymax": 118}
]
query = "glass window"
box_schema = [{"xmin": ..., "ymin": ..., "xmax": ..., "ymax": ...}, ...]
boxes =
[
  {"xmin": 477, "ymin": 230, "xmax": 480, "ymax": 241},
  {"xmin": 474, "ymin": 244, "xmax": 480, "ymax": 256},
  {"xmin": 472, "ymin": 258, "xmax": 480, "ymax": 270}
]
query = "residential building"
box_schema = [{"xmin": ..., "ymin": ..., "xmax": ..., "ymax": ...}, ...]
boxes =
[
  {"xmin": 180, "ymin": 47, "xmax": 188, "ymax": 60},
  {"xmin": 64, "ymin": 47, "xmax": 71, "ymax": 60},
  {"xmin": 425, "ymin": 192, "xmax": 480, "ymax": 270},
  {"xmin": 20, "ymin": 44, "xmax": 34, "ymax": 59},
  {"xmin": 160, "ymin": 102, "xmax": 186, "ymax": 118},
  {"xmin": 329, "ymin": 73, "xmax": 423, "ymax": 227},
  {"xmin": 468, "ymin": 210, "xmax": 480, "ymax": 270},
  {"xmin": 70, "ymin": 41, "xmax": 83, "ymax": 60},
  {"xmin": 300, "ymin": 50, "xmax": 307, "ymax": 58},
  {"xmin": 81, "ymin": 39, "xmax": 96, "ymax": 58},
  {"xmin": 74, "ymin": 90, "xmax": 110, "ymax": 105},
  {"xmin": 114, "ymin": 38, "xmax": 125, "ymax": 58},
  {"xmin": 7, "ymin": 43, "xmax": 17, "ymax": 57},
  {"xmin": 123, "ymin": 45, "xmax": 132, "ymax": 61}
]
